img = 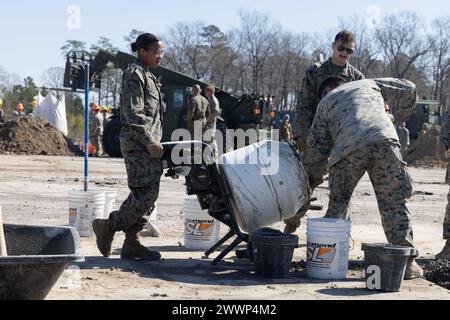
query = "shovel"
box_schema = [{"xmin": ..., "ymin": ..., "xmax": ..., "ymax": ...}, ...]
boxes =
[{"xmin": 0, "ymin": 206, "xmax": 7, "ymax": 256}]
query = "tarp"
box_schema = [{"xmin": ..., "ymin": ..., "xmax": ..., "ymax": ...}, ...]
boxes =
[
  {"xmin": 33, "ymin": 92, "xmax": 45, "ymax": 105},
  {"xmin": 33, "ymin": 93, "xmax": 68, "ymax": 136}
]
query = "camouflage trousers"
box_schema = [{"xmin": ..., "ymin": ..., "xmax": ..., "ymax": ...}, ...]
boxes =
[
  {"xmin": 287, "ymin": 142, "xmax": 415, "ymax": 248},
  {"xmin": 108, "ymin": 151, "xmax": 163, "ymax": 233},
  {"xmin": 90, "ymin": 134, "xmax": 103, "ymax": 156},
  {"xmin": 444, "ymin": 189, "xmax": 450, "ymax": 239},
  {"xmin": 443, "ymin": 162, "xmax": 450, "ymax": 239}
]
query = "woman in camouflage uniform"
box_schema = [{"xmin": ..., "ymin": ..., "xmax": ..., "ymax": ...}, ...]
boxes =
[{"xmin": 93, "ymin": 33, "xmax": 165, "ymax": 261}]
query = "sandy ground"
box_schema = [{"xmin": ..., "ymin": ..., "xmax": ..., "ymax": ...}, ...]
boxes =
[{"xmin": 0, "ymin": 155, "xmax": 449, "ymax": 300}]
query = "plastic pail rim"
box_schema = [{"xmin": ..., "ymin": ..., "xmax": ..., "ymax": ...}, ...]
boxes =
[
  {"xmin": 250, "ymin": 228, "xmax": 299, "ymax": 246},
  {"xmin": 361, "ymin": 243, "xmax": 415, "ymax": 256},
  {"xmin": 307, "ymin": 218, "xmax": 351, "ymax": 226}
]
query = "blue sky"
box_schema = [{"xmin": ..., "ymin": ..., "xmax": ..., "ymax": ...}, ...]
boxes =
[{"xmin": 0, "ymin": 0, "xmax": 448, "ymax": 85}]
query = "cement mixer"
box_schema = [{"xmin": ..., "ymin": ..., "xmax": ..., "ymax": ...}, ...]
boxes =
[
  {"xmin": 219, "ymin": 141, "xmax": 310, "ymax": 233},
  {"xmin": 160, "ymin": 140, "xmax": 311, "ymax": 265}
]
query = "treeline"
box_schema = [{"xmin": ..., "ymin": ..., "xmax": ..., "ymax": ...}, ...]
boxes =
[
  {"xmin": 1, "ymin": 10, "xmax": 449, "ymax": 139},
  {"xmin": 158, "ymin": 11, "xmax": 450, "ymax": 111}
]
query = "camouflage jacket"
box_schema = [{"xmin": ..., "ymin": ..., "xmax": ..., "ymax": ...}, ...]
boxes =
[
  {"xmin": 307, "ymin": 78, "xmax": 418, "ymax": 168},
  {"xmin": 119, "ymin": 60, "xmax": 163, "ymax": 153},
  {"xmin": 440, "ymin": 105, "xmax": 450, "ymax": 149},
  {"xmin": 187, "ymin": 94, "xmax": 210, "ymax": 132},
  {"xmin": 294, "ymin": 58, "xmax": 365, "ymax": 140},
  {"xmin": 280, "ymin": 122, "xmax": 293, "ymax": 142},
  {"xmin": 207, "ymin": 95, "xmax": 221, "ymax": 126},
  {"xmin": 89, "ymin": 111, "xmax": 104, "ymax": 137}
]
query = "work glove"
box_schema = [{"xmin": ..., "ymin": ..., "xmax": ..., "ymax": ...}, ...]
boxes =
[{"xmin": 146, "ymin": 142, "xmax": 164, "ymax": 159}]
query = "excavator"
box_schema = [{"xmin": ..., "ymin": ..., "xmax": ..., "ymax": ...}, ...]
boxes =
[{"xmin": 63, "ymin": 50, "xmax": 266, "ymax": 157}]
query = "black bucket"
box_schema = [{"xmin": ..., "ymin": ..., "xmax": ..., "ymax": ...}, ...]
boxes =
[
  {"xmin": 249, "ymin": 228, "xmax": 298, "ymax": 279},
  {"xmin": 361, "ymin": 243, "xmax": 415, "ymax": 292}
]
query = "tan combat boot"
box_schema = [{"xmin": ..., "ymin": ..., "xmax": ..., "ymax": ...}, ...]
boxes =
[
  {"xmin": 92, "ymin": 219, "xmax": 116, "ymax": 257},
  {"xmin": 140, "ymin": 222, "xmax": 161, "ymax": 238},
  {"xmin": 121, "ymin": 230, "xmax": 161, "ymax": 261},
  {"xmin": 404, "ymin": 258, "xmax": 424, "ymax": 280},
  {"xmin": 436, "ymin": 239, "xmax": 450, "ymax": 260},
  {"xmin": 283, "ymin": 224, "xmax": 298, "ymax": 235}
]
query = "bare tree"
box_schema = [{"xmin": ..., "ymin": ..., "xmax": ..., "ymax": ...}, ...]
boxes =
[
  {"xmin": 233, "ymin": 10, "xmax": 281, "ymax": 94},
  {"xmin": 286, "ymin": 33, "xmax": 312, "ymax": 110},
  {"xmin": 101, "ymin": 68, "xmax": 123, "ymax": 108},
  {"xmin": 310, "ymin": 29, "xmax": 336, "ymax": 63},
  {"xmin": 164, "ymin": 21, "xmax": 209, "ymax": 79},
  {"xmin": 0, "ymin": 66, "xmax": 21, "ymax": 93},
  {"xmin": 339, "ymin": 15, "xmax": 381, "ymax": 77},
  {"xmin": 428, "ymin": 16, "xmax": 450, "ymax": 105},
  {"xmin": 124, "ymin": 29, "xmax": 146, "ymax": 52},
  {"xmin": 266, "ymin": 32, "xmax": 296, "ymax": 109},
  {"xmin": 375, "ymin": 11, "xmax": 429, "ymax": 78},
  {"xmin": 41, "ymin": 67, "xmax": 65, "ymax": 89}
]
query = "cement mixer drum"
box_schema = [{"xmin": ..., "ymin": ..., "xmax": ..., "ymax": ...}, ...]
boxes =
[{"xmin": 218, "ymin": 140, "xmax": 311, "ymax": 233}]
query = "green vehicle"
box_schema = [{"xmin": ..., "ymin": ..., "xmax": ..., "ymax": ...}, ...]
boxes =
[
  {"xmin": 405, "ymin": 100, "xmax": 442, "ymax": 139},
  {"xmin": 64, "ymin": 50, "xmax": 264, "ymax": 157}
]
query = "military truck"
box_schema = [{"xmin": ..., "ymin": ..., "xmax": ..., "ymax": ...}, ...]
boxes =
[
  {"xmin": 406, "ymin": 100, "xmax": 442, "ymax": 139},
  {"xmin": 402, "ymin": 99, "xmax": 443, "ymax": 164},
  {"xmin": 63, "ymin": 50, "xmax": 264, "ymax": 157}
]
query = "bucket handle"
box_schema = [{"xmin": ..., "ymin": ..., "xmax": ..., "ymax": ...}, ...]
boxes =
[
  {"xmin": 179, "ymin": 211, "xmax": 185, "ymax": 223},
  {"xmin": 348, "ymin": 232, "xmax": 355, "ymax": 251}
]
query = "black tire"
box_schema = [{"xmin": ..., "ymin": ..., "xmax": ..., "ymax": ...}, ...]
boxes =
[{"xmin": 102, "ymin": 117, "xmax": 123, "ymax": 158}]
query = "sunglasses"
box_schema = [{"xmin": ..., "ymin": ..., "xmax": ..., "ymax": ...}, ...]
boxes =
[
  {"xmin": 337, "ymin": 45, "xmax": 355, "ymax": 55},
  {"xmin": 144, "ymin": 48, "xmax": 165, "ymax": 57}
]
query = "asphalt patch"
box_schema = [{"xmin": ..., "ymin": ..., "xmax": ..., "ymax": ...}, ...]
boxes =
[{"xmin": 423, "ymin": 259, "xmax": 450, "ymax": 290}]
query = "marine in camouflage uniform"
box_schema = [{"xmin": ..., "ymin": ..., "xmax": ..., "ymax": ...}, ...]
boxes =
[
  {"xmin": 187, "ymin": 85, "xmax": 210, "ymax": 140},
  {"xmin": 89, "ymin": 108, "xmax": 104, "ymax": 156},
  {"xmin": 108, "ymin": 59, "xmax": 164, "ymax": 233},
  {"xmin": 93, "ymin": 58, "xmax": 164, "ymax": 261},
  {"xmin": 206, "ymin": 93, "xmax": 220, "ymax": 138},
  {"xmin": 204, "ymin": 86, "xmax": 221, "ymax": 156},
  {"xmin": 288, "ymin": 78, "xmax": 423, "ymax": 277},
  {"xmin": 280, "ymin": 114, "xmax": 294, "ymax": 142},
  {"xmin": 294, "ymin": 58, "xmax": 364, "ymax": 151},
  {"xmin": 396, "ymin": 123, "xmax": 410, "ymax": 152},
  {"xmin": 436, "ymin": 105, "xmax": 450, "ymax": 259}
]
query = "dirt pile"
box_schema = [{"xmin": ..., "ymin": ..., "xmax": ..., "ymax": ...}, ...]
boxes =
[
  {"xmin": 403, "ymin": 132, "xmax": 439, "ymax": 166},
  {"xmin": 423, "ymin": 259, "xmax": 450, "ymax": 290},
  {"xmin": 408, "ymin": 156, "xmax": 447, "ymax": 169},
  {"xmin": 0, "ymin": 116, "xmax": 81, "ymax": 156}
]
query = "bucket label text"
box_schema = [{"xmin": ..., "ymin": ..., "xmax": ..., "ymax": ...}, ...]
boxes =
[{"xmin": 185, "ymin": 219, "xmax": 215, "ymax": 237}]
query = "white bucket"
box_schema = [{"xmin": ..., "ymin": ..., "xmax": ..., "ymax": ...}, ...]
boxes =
[
  {"xmin": 182, "ymin": 196, "xmax": 220, "ymax": 250},
  {"xmin": 149, "ymin": 202, "xmax": 158, "ymax": 222},
  {"xmin": 219, "ymin": 140, "xmax": 310, "ymax": 232},
  {"xmin": 69, "ymin": 190, "xmax": 105, "ymax": 237},
  {"xmin": 94, "ymin": 189, "xmax": 118, "ymax": 219},
  {"xmin": 306, "ymin": 218, "xmax": 352, "ymax": 280}
]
